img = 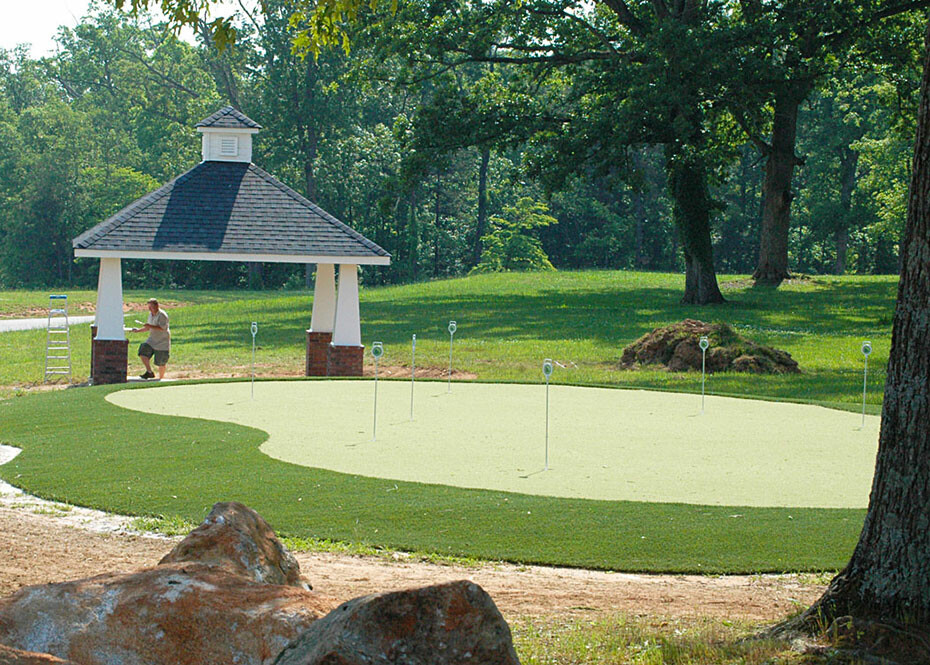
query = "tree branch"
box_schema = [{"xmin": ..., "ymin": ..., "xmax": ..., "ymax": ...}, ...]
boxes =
[
  {"xmin": 456, "ymin": 49, "xmax": 620, "ymax": 65},
  {"xmin": 527, "ymin": 6, "xmax": 623, "ymax": 57},
  {"xmin": 113, "ymin": 45, "xmax": 201, "ymax": 96},
  {"xmin": 599, "ymin": 0, "xmax": 646, "ymax": 36}
]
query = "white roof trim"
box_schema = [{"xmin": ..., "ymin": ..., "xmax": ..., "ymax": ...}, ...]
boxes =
[
  {"xmin": 196, "ymin": 126, "xmax": 261, "ymax": 134},
  {"xmin": 75, "ymin": 248, "xmax": 391, "ymax": 265}
]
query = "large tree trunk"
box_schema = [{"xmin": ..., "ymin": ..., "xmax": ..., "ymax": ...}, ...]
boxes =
[
  {"xmin": 834, "ymin": 146, "xmax": 859, "ymax": 275},
  {"xmin": 753, "ymin": 85, "xmax": 807, "ymax": 285},
  {"xmin": 794, "ymin": 19, "xmax": 930, "ymax": 652},
  {"xmin": 665, "ymin": 155, "xmax": 725, "ymax": 304},
  {"xmin": 631, "ymin": 151, "xmax": 646, "ymax": 268},
  {"xmin": 472, "ymin": 147, "xmax": 490, "ymax": 267}
]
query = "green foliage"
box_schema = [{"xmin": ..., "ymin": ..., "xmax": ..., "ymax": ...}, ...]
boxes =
[
  {"xmin": 0, "ymin": 0, "xmax": 923, "ymax": 292},
  {"xmin": 472, "ymin": 197, "xmax": 556, "ymax": 274}
]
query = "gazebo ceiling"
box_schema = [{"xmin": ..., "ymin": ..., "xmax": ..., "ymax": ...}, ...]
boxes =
[{"xmin": 73, "ymin": 107, "xmax": 389, "ymax": 266}]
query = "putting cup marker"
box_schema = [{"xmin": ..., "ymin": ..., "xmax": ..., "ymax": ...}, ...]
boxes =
[
  {"xmin": 543, "ymin": 358, "xmax": 553, "ymax": 471},
  {"xmin": 448, "ymin": 321, "xmax": 457, "ymax": 393},
  {"xmin": 861, "ymin": 341, "xmax": 872, "ymax": 429},
  {"xmin": 410, "ymin": 334, "xmax": 416, "ymax": 421},
  {"xmin": 371, "ymin": 342, "xmax": 383, "ymax": 440},
  {"xmin": 250, "ymin": 322, "xmax": 258, "ymax": 400},
  {"xmin": 699, "ymin": 336, "xmax": 709, "ymax": 414}
]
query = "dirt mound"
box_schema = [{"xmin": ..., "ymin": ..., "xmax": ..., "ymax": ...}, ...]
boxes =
[{"xmin": 620, "ymin": 319, "xmax": 800, "ymax": 374}]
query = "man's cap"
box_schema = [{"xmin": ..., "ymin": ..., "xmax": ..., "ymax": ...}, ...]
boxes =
[{"xmin": 147, "ymin": 298, "xmax": 158, "ymax": 304}]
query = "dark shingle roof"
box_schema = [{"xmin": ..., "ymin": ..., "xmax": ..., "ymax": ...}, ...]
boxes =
[
  {"xmin": 72, "ymin": 161, "xmax": 388, "ymax": 260},
  {"xmin": 195, "ymin": 106, "xmax": 262, "ymax": 130}
]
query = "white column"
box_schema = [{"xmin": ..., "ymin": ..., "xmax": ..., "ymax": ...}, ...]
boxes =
[
  {"xmin": 95, "ymin": 258, "xmax": 125, "ymax": 340},
  {"xmin": 309, "ymin": 263, "xmax": 336, "ymax": 333},
  {"xmin": 332, "ymin": 264, "xmax": 361, "ymax": 347}
]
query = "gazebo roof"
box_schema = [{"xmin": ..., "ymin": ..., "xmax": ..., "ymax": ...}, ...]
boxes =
[
  {"xmin": 73, "ymin": 161, "xmax": 390, "ymax": 265},
  {"xmin": 195, "ymin": 105, "xmax": 262, "ymax": 130}
]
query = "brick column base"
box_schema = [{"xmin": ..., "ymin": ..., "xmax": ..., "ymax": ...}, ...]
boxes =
[
  {"xmin": 306, "ymin": 331, "xmax": 333, "ymax": 376},
  {"xmin": 92, "ymin": 338, "xmax": 129, "ymax": 385},
  {"xmin": 326, "ymin": 344, "xmax": 364, "ymax": 377}
]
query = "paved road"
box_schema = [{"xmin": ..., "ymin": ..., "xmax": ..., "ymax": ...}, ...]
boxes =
[{"xmin": 0, "ymin": 316, "xmax": 96, "ymax": 333}]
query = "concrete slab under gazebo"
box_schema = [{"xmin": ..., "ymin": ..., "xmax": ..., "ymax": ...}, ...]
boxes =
[{"xmin": 72, "ymin": 106, "xmax": 390, "ymax": 385}]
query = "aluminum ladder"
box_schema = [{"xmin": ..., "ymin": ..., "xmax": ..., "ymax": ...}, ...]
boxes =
[{"xmin": 44, "ymin": 294, "xmax": 72, "ymax": 382}]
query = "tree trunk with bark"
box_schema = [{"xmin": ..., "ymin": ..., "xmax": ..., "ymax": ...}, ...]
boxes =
[
  {"xmin": 631, "ymin": 151, "xmax": 646, "ymax": 268},
  {"xmin": 792, "ymin": 20, "xmax": 930, "ymax": 654},
  {"xmin": 835, "ymin": 146, "xmax": 859, "ymax": 275},
  {"xmin": 753, "ymin": 84, "xmax": 807, "ymax": 285},
  {"xmin": 472, "ymin": 147, "xmax": 490, "ymax": 267},
  {"xmin": 665, "ymin": 155, "xmax": 725, "ymax": 304}
]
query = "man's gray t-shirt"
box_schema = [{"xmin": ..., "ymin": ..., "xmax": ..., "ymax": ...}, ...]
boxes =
[{"xmin": 145, "ymin": 310, "xmax": 170, "ymax": 351}]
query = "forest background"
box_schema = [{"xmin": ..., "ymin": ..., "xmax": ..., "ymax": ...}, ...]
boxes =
[{"xmin": 0, "ymin": 0, "xmax": 924, "ymax": 296}]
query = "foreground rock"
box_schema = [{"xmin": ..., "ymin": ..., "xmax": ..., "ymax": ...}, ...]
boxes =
[
  {"xmin": 621, "ymin": 319, "xmax": 800, "ymax": 374},
  {"xmin": 0, "ymin": 503, "xmax": 333, "ymax": 665},
  {"xmin": 275, "ymin": 580, "xmax": 521, "ymax": 665},
  {"xmin": 0, "ymin": 502, "xmax": 522, "ymax": 665},
  {"xmin": 0, "ymin": 643, "xmax": 72, "ymax": 665},
  {"xmin": 160, "ymin": 501, "xmax": 307, "ymax": 588}
]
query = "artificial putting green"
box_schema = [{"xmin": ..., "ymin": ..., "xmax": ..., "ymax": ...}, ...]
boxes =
[
  {"xmin": 109, "ymin": 380, "xmax": 879, "ymax": 509},
  {"xmin": 0, "ymin": 381, "xmax": 868, "ymax": 573}
]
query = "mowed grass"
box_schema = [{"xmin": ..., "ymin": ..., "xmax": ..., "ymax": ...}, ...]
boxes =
[
  {"xmin": 0, "ymin": 271, "xmax": 891, "ymax": 571},
  {"xmin": 0, "ymin": 289, "xmax": 286, "ymax": 389},
  {"xmin": 512, "ymin": 615, "xmax": 803, "ymax": 665},
  {"xmin": 0, "ymin": 272, "xmax": 895, "ymax": 413}
]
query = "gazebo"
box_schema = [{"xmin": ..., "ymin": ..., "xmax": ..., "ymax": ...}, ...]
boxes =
[{"xmin": 72, "ymin": 106, "xmax": 390, "ymax": 384}]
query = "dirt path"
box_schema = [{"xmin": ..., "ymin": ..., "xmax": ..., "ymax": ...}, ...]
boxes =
[{"xmin": 0, "ymin": 505, "xmax": 823, "ymax": 622}]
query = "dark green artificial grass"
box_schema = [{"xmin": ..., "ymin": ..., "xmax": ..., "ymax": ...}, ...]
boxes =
[{"xmin": 0, "ymin": 383, "xmax": 864, "ymax": 573}]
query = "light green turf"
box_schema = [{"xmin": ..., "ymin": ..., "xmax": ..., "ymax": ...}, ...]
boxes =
[{"xmin": 108, "ymin": 380, "xmax": 879, "ymax": 509}]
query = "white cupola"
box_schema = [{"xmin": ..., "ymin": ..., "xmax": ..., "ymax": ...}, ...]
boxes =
[{"xmin": 195, "ymin": 106, "xmax": 262, "ymax": 163}]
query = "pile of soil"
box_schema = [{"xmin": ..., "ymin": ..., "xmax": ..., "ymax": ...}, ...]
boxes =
[{"xmin": 620, "ymin": 319, "xmax": 800, "ymax": 374}]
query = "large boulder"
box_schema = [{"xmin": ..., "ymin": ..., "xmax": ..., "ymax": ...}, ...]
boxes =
[
  {"xmin": 0, "ymin": 643, "xmax": 72, "ymax": 665},
  {"xmin": 0, "ymin": 502, "xmax": 335, "ymax": 665},
  {"xmin": 274, "ymin": 580, "xmax": 521, "ymax": 665},
  {"xmin": 621, "ymin": 319, "xmax": 800, "ymax": 374},
  {"xmin": 160, "ymin": 501, "xmax": 307, "ymax": 588},
  {"xmin": 0, "ymin": 564, "xmax": 331, "ymax": 665}
]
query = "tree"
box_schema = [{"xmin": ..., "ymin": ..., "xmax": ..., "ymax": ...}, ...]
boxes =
[
  {"xmin": 733, "ymin": 1, "xmax": 928, "ymax": 284},
  {"xmin": 472, "ymin": 196, "xmax": 556, "ymax": 273},
  {"xmin": 110, "ymin": 0, "xmax": 738, "ymax": 304},
  {"xmin": 788, "ymin": 16, "xmax": 930, "ymax": 656}
]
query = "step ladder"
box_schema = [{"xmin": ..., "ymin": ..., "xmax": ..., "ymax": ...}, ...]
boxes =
[{"xmin": 44, "ymin": 294, "xmax": 72, "ymax": 383}]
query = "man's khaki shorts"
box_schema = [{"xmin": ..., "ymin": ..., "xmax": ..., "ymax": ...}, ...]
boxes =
[{"xmin": 138, "ymin": 343, "xmax": 170, "ymax": 366}]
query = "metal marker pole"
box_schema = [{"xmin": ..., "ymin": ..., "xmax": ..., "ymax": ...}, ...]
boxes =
[
  {"xmin": 699, "ymin": 336, "xmax": 709, "ymax": 415},
  {"xmin": 250, "ymin": 322, "xmax": 258, "ymax": 400},
  {"xmin": 701, "ymin": 352, "xmax": 705, "ymax": 413},
  {"xmin": 545, "ymin": 379, "xmax": 549, "ymax": 471},
  {"xmin": 447, "ymin": 321, "xmax": 456, "ymax": 394},
  {"xmin": 543, "ymin": 359, "xmax": 553, "ymax": 471},
  {"xmin": 371, "ymin": 342, "xmax": 383, "ymax": 441},
  {"xmin": 861, "ymin": 341, "xmax": 872, "ymax": 429},
  {"xmin": 410, "ymin": 334, "xmax": 416, "ymax": 421},
  {"xmin": 373, "ymin": 358, "xmax": 378, "ymax": 440}
]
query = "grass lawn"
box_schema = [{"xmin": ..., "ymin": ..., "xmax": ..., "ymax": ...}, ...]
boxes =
[
  {"xmin": 0, "ymin": 271, "xmax": 893, "ymax": 572},
  {"xmin": 0, "ymin": 272, "xmax": 895, "ymax": 412}
]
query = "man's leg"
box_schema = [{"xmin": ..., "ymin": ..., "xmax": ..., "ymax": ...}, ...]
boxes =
[
  {"xmin": 157, "ymin": 364, "xmax": 166, "ymax": 380},
  {"xmin": 140, "ymin": 354, "xmax": 153, "ymax": 373}
]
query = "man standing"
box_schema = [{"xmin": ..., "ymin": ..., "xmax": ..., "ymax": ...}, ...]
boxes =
[{"xmin": 131, "ymin": 298, "xmax": 170, "ymax": 380}]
